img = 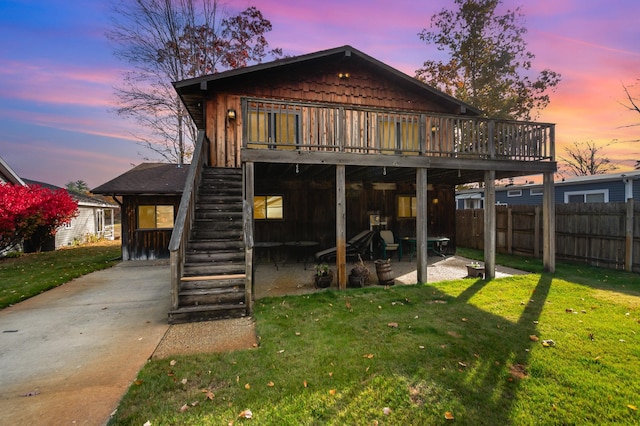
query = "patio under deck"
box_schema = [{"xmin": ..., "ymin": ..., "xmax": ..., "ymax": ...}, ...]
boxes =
[{"xmin": 252, "ymin": 255, "xmax": 527, "ymax": 299}]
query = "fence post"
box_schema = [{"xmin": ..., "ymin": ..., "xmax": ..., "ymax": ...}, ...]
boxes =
[
  {"xmin": 534, "ymin": 206, "xmax": 541, "ymax": 258},
  {"xmin": 625, "ymin": 198, "xmax": 634, "ymax": 272},
  {"xmin": 507, "ymin": 207, "xmax": 513, "ymax": 254}
]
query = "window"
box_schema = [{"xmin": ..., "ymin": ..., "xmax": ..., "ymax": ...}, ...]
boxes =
[
  {"xmin": 463, "ymin": 199, "xmax": 483, "ymax": 209},
  {"xmin": 138, "ymin": 205, "xmax": 174, "ymax": 229},
  {"xmin": 379, "ymin": 116, "xmax": 420, "ymax": 155},
  {"xmin": 247, "ymin": 107, "xmax": 300, "ymax": 149},
  {"xmin": 564, "ymin": 190, "xmax": 608, "ymax": 204},
  {"xmin": 530, "ymin": 188, "xmax": 543, "ymax": 196},
  {"xmin": 254, "ymin": 195, "xmax": 283, "ymax": 220},
  {"xmin": 397, "ymin": 195, "xmax": 417, "ymax": 218},
  {"xmin": 507, "ymin": 189, "xmax": 522, "ymax": 197},
  {"xmin": 64, "ymin": 220, "xmax": 73, "ymax": 230}
]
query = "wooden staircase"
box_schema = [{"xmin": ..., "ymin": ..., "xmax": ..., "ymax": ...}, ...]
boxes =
[{"xmin": 168, "ymin": 167, "xmax": 248, "ymax": 324}]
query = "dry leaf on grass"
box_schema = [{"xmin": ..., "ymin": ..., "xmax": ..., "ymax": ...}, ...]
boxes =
[
  {"xmin": 444, "ymin": 411, "xmax": 455, "ymax": 420},
  {"xmin": 363, "ymin": 353, "xmax": 375, "ymax": 359},
  {"xmin": 387, "ymin": 322, "xmax": 398, "ymax": 328},
  {"xmin": 267, "ymin": 381, "xmax": 275, "ymax": 387},
  {"xmin": 170, "ymin": 360, "xmax": 176, "ymax": 366},
  {"xmin": 529, "ymin": 335, "xmax": 539, "ymax": 341},
  {"xmin": 238, "ymin": 409, "xmax": 253, "ymax": 419},
  {"xmin": 509, "ymin": 363, "xmax": 528, "ymax": 380},
  {"xmin": 628, "ymin": 404, "xmax": 638, "ymax": 411}
]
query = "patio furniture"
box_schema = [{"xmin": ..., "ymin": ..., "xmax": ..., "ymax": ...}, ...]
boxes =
[
  {"xmin": 401, "ymin": 236, "xmax": 451, "ymax": 261},
  {"xmin": 315, "ymin": 230, "xmax": 375, "ymax": 262},
  {"xmin": 379, "ymin": 230, "xmax": 401, "ymax": 260},
  {"xmin": 284, "ymin": 241, "xmax": 319, "ymax": 269},
  {"xmin": 254, "ymin": 241, "xmax": 283, "ymax": 270}
]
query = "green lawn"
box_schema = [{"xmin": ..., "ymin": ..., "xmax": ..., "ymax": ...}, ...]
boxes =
[
  {"xmin": 111, "ymin": 252, "xmax": 640, "ymax": 425},
  {"xmin": 0, "ymin": 241, "xmax": 121, "ymax": 309}
]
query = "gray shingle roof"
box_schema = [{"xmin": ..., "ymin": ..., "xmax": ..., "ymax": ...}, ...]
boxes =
[{"xmin": 92, "ymin": 163, "xmax": 189, "ymax": 195}]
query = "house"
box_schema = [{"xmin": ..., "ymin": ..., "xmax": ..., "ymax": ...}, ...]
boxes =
[
  {"xmin": 93, "ymin": 163, "xmax": 189, "ymax": 260},
  {"xmin": 1, "ymin": 154, "xmax": 116, "ymax": 252},
  {"xmin": 456, "ymin": 171, "xmax": 640, "ymax": 209},
  {"xmin": 22, "ymin": 180, "xmax": 117, "ymax": 251},
  {"xmin": 162, "ymin": 45, "xmax": 557, "ymax": 322},
  {"xmin": 0, "ymin": 155, "xmax": 26, "ymax": 186}
]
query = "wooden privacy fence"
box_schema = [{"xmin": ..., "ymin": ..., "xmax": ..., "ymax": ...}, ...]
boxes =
[{"xmin": 456, "ymin": 200, "xmax": 640, "ymax": 273}]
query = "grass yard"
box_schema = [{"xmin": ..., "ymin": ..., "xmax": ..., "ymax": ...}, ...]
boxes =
[
  {"xmin": 109, "ymin": 252, "xmax": 638, "ymax": 425},
  {"xmin": 0, "ymin": 240, "xmax": 121, "ymax": 309}
]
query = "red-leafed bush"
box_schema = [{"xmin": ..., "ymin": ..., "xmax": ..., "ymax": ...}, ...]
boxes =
[{"xmin": 0, "ymin": 183, "xmax": 78, "ymax": 252}]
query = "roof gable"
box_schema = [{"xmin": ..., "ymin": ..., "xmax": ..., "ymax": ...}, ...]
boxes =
[
  {"xmin": 174, "ymin": 45, "xmax": 482, "ymax": 129},
  {"xmin": 0, "ymin": 155, "xmax": 25, "ymax": 186}
]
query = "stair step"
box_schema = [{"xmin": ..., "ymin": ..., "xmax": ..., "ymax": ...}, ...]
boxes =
[
  {"xmin": 183, "ymin": 263, "xmax": 246, "ymax": 276},
  {"xmin": 186, "ymin": 251, "xmax": 245, "ymax": 263},
  {"xmin": 179, "ymin": 287, "xmax": 245, "ymax": 307},
  {"xmin": 181, "ymin": 276, "xmax": 245, "ymax": 290},
  {"xmin": 168, "ymin": 304, "xmax": 247, "ymax": 324}
]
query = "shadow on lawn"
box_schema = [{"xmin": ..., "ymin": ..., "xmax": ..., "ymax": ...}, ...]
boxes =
[{"xmin": 424, "ymin": 274, "xmax": 553, "ymax": 424}]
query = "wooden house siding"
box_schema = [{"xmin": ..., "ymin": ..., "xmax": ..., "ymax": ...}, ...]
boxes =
[{"xmin": 121, "ymin": 195, "xmax": 180, "ymax": 260}]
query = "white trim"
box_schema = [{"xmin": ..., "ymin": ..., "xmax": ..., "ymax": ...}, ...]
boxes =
[
  {"xmin": 530, "ymin": 188, "xmax": 543, "ymax": 196},
  {"xmin": 507, "ymin": 189, "xmax": 522, "ymax": 197},
  {"xmin": 563, "ymin": 189, "xmax": 609, "ymax": 203}
]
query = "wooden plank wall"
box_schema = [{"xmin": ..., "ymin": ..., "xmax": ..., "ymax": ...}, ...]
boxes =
[
  {"xmin": 121, "ymin": 195, "xmax": 181, "ymax": 260},
  {"xmin": 253, "ymin": 178, "xmax": 456, "ymax": 258},
  {"xmin": 456, "ymin": 200, "xmax": 640, "ymax": 272}
]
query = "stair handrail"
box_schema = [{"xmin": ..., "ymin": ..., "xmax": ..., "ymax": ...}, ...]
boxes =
[{"xmin": 169, "ymin": 129, "xmax": 208, "ymax": 309}]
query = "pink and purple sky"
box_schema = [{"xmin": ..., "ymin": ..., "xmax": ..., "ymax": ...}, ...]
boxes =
[{"xmin": 1, "ymin": 0, "xmax": 639, "ymax": 188}]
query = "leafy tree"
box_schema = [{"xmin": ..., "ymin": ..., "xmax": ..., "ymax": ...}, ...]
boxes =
[
  {"xmin": 561, "ymin": 141, "xmax": 618, "ymax": 176},
  {"xmin": 65, "ymin": 180, "xmax": 90, "ymax": 194},
  {"xmin": 107, "ymin": 0, "xmax": 282, "ymax": 165},
  {"xmin": 0, "ymin": 184, "xmax": 78, "ymax": 252},
  {"xmin": 416, "ymin": 0, "xmax": 561, "ymax": 120}
]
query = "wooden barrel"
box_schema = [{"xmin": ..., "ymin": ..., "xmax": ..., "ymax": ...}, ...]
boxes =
[{"xmin": 374, "ymin": 260, "xmax": 394, "ymax": 285}]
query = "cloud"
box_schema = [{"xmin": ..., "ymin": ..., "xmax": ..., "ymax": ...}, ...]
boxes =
[{"xmin": 0, "ymin": 60, "xmax": 121, "ymax": 108}]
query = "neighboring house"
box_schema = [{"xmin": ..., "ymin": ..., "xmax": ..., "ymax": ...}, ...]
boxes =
[
  {"xmin": 93, "ymin": 163, "xmax": 189, "ymax": 260},
  {"xmin": 22, "ymin": 180, "xmax": 117, "ymax": 250},
  {"xmin": 160, "ymin": 45, "xmax": 557, "ymax": 323},
  {"xmin": 456, "ymin": 171, "xmax": 640, "ymax": 209},
  {"xmin": 0, "ymin": 155, "xmax": 26, "ymax": 186}
]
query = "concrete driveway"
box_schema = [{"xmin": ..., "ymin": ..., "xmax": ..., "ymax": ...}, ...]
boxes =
[{"xmin": 0, "ymin": 261, "xmax": 170, "ymax": 425}]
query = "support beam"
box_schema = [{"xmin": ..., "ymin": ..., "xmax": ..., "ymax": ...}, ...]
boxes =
[
  {"xmin": 244, "ymin": 162, "xmax": 255, "ymax": 313},
  {"xmin": 542, "ymin": 171, "xmax": 556, "ymax": 273},
  {"xmin": 336, "ymin": 165, "xmax": 347, "ymax": 289},
  {"xmin": 416, "ymin": 168, "xmax": 428, "ymax": 283},
  {"xmin": 484, "ymin": 170, "xmax": 496, "ymax": 279}
]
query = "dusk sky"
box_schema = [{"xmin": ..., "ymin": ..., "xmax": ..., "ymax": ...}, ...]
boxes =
[{"xmin": 1, "ymin": 0, "xmax": 639, "ymax": 188}]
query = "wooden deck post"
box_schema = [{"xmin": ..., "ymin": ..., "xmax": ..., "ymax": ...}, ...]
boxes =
[
  {"xmin": 416, "ymin": 168, "xmax": 428, "ymax": 283},
  {"xmin": 543, "ymin": 171, "xmax": 556, "ymax": 273},
  {"xmin": 336, "ymin": 165, "xmax": 347, "ymax": 289},
  {"xmin": 484, "ymin": 170, "xmax": 496, "ymax": 279},
  {"xmin": 244, "ymin": 162, "xmax": 255, "ymax": 313}
]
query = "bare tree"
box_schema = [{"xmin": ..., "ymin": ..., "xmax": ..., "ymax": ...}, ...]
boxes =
[
  {"xmin": 416, "ymin": 0, "xmax": 561, "ymax": 120},
  {"xmin": 561, "ymin": 141, "xmax": 618, "ymax": 176},
  {"xmin": 107, "ymin": 0, "xmax": 282, "ymax": 164}
]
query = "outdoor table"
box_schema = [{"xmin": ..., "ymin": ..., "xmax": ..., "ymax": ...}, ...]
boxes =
[
  {"xmin": 284, "ymin": 241, "xmax": 319, "ymax": 269},
  {"xmin": 402, "ymin": 237, "xmax": 450, "ymax": 261},
  {"xmin": 254, "ymin": 242, "xmax": 283, "ymax": 270}
]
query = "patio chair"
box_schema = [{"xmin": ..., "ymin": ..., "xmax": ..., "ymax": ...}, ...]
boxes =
[
  {"xmin": 315, "ymin": 230, "xmax": 374, "ymax": 262},
  {"xmin": 379, "ymin": 230, "xmax": 401, "ymax": 260}
]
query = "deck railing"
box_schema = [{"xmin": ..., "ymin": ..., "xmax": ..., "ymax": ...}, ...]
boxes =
[
  {"xmin": 242, "ymin": 98, "xmax": 554, "ymax": 162},
  {"xmin": 168, "ymin": 130, "xmax": 209, "ymax": 309}
]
